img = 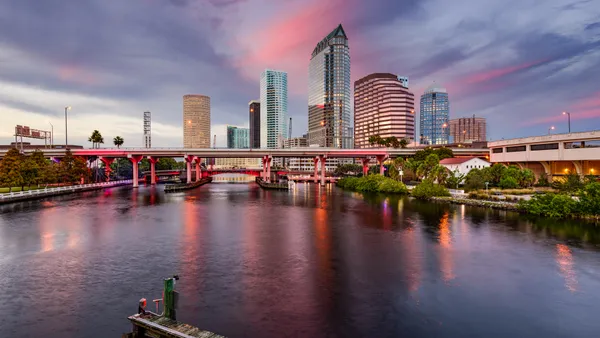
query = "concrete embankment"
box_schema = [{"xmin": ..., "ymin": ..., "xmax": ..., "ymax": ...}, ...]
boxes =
[{"xmin": 0, "ymin": 180, "xmax": 132, "ymax": 205}]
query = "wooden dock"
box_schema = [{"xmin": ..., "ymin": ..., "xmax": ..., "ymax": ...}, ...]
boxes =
[
  {"xmin": 124, "ymin": 312, "xmax": 224, "ymax": 338},
  {"xmin": 255, "ymin": 177, "xmax": 289, "ymax": 190},
  {"xmin": 164, "ymin": 178, "xmax": 212, "ymax": 193}
]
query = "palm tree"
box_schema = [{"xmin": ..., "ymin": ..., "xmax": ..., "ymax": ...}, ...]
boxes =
[
  {"xmin": 88, "ymin": 130, "xmax": 104, "ymax": 149},
  {"xmin": 113, "ymin": 136, "xmax": 124, "ymax": 149}
]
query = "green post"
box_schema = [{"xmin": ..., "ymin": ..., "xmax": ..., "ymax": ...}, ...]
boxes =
[{"xmin": 163, "ymin": 278, "xmax": 175, "ymax": 320}]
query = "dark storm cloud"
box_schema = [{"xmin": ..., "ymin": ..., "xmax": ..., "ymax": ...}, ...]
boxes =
[{"xmin": 585, "ymin": 22, "xmax": 600, "ymax": 31}]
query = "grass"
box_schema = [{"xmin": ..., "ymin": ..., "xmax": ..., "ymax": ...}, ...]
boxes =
[{"xmin": 0, "ymin": 186, "xmax": 45, "ymax": 193}]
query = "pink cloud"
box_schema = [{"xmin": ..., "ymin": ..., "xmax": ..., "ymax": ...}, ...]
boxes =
[
  {"xmin": 520, "ymin": 93, "xmax": 600, "ymax": 127},
  {"xmin": 57, "ymin": 64, "xmax": 97, "ymax": 85},
  {"xmin": 461, "ymin": 59, "xmax": 547, "ymax": 85}
]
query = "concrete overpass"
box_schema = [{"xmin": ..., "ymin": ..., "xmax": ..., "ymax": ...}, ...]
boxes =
[
  {"xmin": 489, "ymin": 130, "xmax": 600, "ymax": 178},
  {"xmin": 0, "ymin": 146, "xmax": 489, "ymax": 187}
]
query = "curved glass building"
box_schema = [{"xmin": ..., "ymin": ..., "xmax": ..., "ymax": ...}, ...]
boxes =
[
  {"xmin": 260, "ymin": 70, "xmax": 288, "ymax": 149},
  {"xmin": 419, "ymin": 84, "xmax": 449, "ymax": 145},
  {"xmin": 308, "ymin": 24, "xmax": 352, "ymax": 148}
]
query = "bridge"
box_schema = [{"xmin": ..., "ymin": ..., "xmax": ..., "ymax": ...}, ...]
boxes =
[
  {"xmin": 0, "ymin": 147, "xmax": 489, "ymax": 187},
  {"xmin": 489, "ymin": 130, "xmax": 600, "ymax": 178}
]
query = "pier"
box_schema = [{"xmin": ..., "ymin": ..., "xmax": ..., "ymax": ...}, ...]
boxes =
[
  {"xmin": 255, "ymin": 177, "xmax": 289, "ymax": 190},
  {"xmin": 164, "ymin": 178, "xmax": 212, "ymax": 193}
]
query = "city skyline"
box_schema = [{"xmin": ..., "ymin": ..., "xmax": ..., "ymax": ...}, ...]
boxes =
[{"xmin": 0, "ymin": 0, "xmax": 599, "ymax": 148}]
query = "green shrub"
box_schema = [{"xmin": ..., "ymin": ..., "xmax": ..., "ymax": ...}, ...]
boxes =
[
  {"xmin": 518, "ymin": 193, "xmax": 578, "ymax": 218},
  {"xmin": 499, "ymin": 176, "xmax": 519, "ymax": 189},
  {"xmin": 411, "ymin": 179, "xmax": 451, "ymax": 199},
  {"xmin": 377, "ymin": 179, "xmax": 408, "ymax": 194},
  {"xmin": 337, "ymin": 177, "xmax": 359, "ymax": 190},
  {"xmin": 578, "ymin": 182, "xmax": 600, "ymax": 215},
  {"xmin": 356, "ymin": 175, "xmax": 386, "ymax": 192}
]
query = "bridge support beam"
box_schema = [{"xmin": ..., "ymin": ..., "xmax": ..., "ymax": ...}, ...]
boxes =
[
  {"xmin": 128, "ymin": 155, "xmax": 144, "ymax": 188},
  {"xmin": 184, "ymin": 155, "xmax": 194, "ymax": 184},
  {"xmin": 362, "ymin": 158, "xmax": 370, "ymax": 177},
  {"xmin": 376, "ymin": 155, "xmax": 388, "ymax": 176},
  {"xmin": 148, "ymin": 156, "xmax": 158, "ymax": 185},
  {"xmin": 266, "ymin": 156, "xmax": 272, "ymax": 183},
  {"xmin": 99, "ymin": 157, "xmax": 115, "ymax": 182},
  {"xmin": 320, "ymin": 155, "xmax": 326, "ymax": 186},
  {"xmin": 313, "ymin": 157, "xmax": 320, "ymax": 183},
  {"xmin": 572, "ymin": 161, "xmax": 584, "ymax": 177},
  {"xmin": 194, "ymin": 157, "xmax": 202, "ymax": 182}
]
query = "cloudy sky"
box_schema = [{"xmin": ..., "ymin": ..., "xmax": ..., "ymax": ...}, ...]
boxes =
[{"xmin": 1, "ymin": 0, "xmax": 599, "ymax": 148}]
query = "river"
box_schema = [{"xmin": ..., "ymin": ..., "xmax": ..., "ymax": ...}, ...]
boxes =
[{"xmin": 1, "ymin": 183, "xmax": 599, "ymax": 337}]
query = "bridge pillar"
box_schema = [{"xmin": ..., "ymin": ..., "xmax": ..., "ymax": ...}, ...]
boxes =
[
  {"xmin": 320, "ymin": 155, "xmax": 326, "ymax": 186},
  {"xmin": 361, "ymin": 158, "xmax": 370, "ymax": 177},
  {"xmin": 99, "ymin": 157, "xmax": 115, "ymax": 182},
  {"xmin": 128, "ymin": 155, "xmax": 144, "ymax": 188},
  {"xmin": 184, "ymin": 155, "xmax": 194, "ymax": 184},
  {"xmin": 572, "ymin": 161, "xmax": 584, "ymax": 177},
  {"xmin": 313, "ymin": 157, "xmax": 320, "ymax": 183},
  {"xmin": 147, "ymin": 156, "xmax": 158, "ymax": 185},
  {"xmin": 261, "ymin": 156, "xmax": 267, "ymax": 180},
  {"xmin": 376, "ymin": 155, "xmax": 388, "ymax": 176},
  {"xmin": 194, "ymin": 157, "xmax": 202, "ymax": 182},
  {"xmin": 266, "ymin": 156, "xmax": 272, "ymax": 183}
]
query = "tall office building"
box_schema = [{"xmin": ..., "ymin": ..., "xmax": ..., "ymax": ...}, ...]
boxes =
[
  {"xmin": 354, "ymin": 73, "xmax": 415, "ymax": 149},
  {"xmin": 308, "ymin": 24, "xmax": 352, "ymax": 148},
  {"xmin": 449, "ymin": 116, "xmax": 487, "ymax": 143},
  {"xmin": 249, "ymin": 101, "xmax": 261, "ymax": 148},
  {"xmin": 419, "ymin": 84, "xmax": 449, "ymax": 145},
  {"xmin": 183, "ymin": 95, "xmax": 211, "ymax": 148},
  {"xmin": 143, "ymin": 111, "xmax": 151, "ymax": 148},
  {"xmin": 227, "ymin": 126, "xmax": 250, "ymax": 149},
  {"xmin": 260, "ymin": 70, "xmax": 288, "ymax": 148},
  {"xmin": 284, "ymin": 136, "xmax": 308, "ymax": 148}
]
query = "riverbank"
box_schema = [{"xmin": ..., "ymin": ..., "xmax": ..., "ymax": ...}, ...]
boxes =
[
  {"xmin": 430, "ymin": 196, "xmax": 520, "ymax": 211},
  {"xmin": 0, "ymin": 180, "xmax": 132, "ymax": 205}
]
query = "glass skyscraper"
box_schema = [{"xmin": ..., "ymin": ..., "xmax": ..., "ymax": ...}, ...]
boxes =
[
  {"xmin": 260, "ymin": 69, "xmax": 288, "ymax": 148},
  {"xmin": 419, "ymin": 84, "xmax": 449, "ymax": 145},
  {"xmin": 308, "ymin": 24, "xmax": 352, "ymax": 148},
  {"xmin": 227, "ymin": 126, "xmax": 249, "ymax": 149}
]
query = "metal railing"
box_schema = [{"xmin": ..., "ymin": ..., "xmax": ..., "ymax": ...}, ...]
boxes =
[{"xmin": 0, "ymin": 180, "xmax": 133, "ymax": 200}]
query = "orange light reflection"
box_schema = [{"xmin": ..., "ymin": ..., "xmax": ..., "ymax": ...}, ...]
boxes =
[{"xmin": 556, "ymin": 244, "xmax": 578, "ymax": 292}]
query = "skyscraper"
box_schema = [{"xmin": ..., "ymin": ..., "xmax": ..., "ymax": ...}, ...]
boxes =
[
  {"xmin": 449, "ymin": 116, "xmax": 487, "ymax": 143},
  {"xmin": 354, "ymin": 73, "xmax": 415, "ymax": 148},
  {"xmin": 143, "ymin": 111, "xmax": 151, "ymax": 148},
  {"xmin": 183, "ymin": 95, "xmax": 211, "ymax": 148},
  {"xmin": 249, "ymin": 100, "xmax": 260, "ymax": 148},
  {"xmin": 419, "ymin": 84, "xmax": 449, "ymax": 145},
  {"xmin": 227, "ymin": 126, "xmax": 250, "ymax": 149},
  {"xmin": 308, "ymin": 24, "xmax": 352, "ymax": 148},
  {"xmin": 260, "ymin": 70, "xmax": 288, "ymax": 148}
]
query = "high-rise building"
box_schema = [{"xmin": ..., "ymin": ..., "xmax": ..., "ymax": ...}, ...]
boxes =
[
  {"xmin": 249, "ymin": 100, "xmax": 260, "ymax": 148},
  {"xmin": 260, "ymin": 70, "xmax": 288, "ymax": 148},
  {"xmin": 354, "ymin": 73, "xmax": 415, "ymax": 149},
  {"xmin": 143, "ymin": 111, "xmax": 151, "ymax": 148},
  {"xmin": 398, "ymin": 76, "xmax": 409, "ymax": 88},
  {"xmin": 449, "ymin": 116, "xmax": 487, "ymax": 143},
  {"xmin": 227, "ymin": 126, "xmax": 250, "ymax": 149},
  {"xmin": 183, "ymin": 95, "xmax": 211, "ymax": 148},
  {"xmin": 419, "ymin": 84, "xmax": 449, "ymax": 145},
  {"xmin": 308, "ymin": 24, "xmax": 352, "ymax": 148},
  {"xmin": 284, "ymin": 136, "xmax": 308, "ymax": 148}
]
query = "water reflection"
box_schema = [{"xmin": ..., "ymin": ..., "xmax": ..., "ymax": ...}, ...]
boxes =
[
  {"xmin": 438, "ymin": 212, "xmax": 455, "ymax": 282},
  {"xmin": 556, "ymin": 244, "xmax": 578, "ymax": 292}
]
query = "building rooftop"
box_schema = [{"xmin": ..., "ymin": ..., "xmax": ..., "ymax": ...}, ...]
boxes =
[
  {"xmin": 424, "ymin": 82, "xmax": 447, "ymax": 94},
  {"xmin": 440, "ymin": 156, "xmax": 484, "ymax": 165},
  {"xmin": 311, "ymin": 24, "xmax": 347, "ymax": 58}
]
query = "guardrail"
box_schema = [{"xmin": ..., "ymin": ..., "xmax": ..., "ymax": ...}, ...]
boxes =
[{"xmin": 0, "ymin": 180, "xmax": 133, "ymax": 200}]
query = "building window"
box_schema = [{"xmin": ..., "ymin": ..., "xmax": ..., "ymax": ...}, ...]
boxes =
[
  {"xmin": 530, "ymin": 143, "xmax": 559, "ymax": 151},
  {"xmin": 492, "ymin": 148, "xmax": 503, "ymax": 153},
  {"xmin": 506, "ymin": 146, "xmax": 526, "ymax": 153}
]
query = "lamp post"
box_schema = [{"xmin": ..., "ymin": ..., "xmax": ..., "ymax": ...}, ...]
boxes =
[
  {"xmin": 49, "ymin": 122, "xmax": 54, "ymax": 147},
  {"xmin": 562, "ymin": 111, "xmax": 571, "ymax": 133},
  {"xmin": 548, "ymin": 126, "xmax": 555, "ymax": 135},
  {"xmin": 64, "ymin": 106, "xmax": 71, "ymax": 148}
]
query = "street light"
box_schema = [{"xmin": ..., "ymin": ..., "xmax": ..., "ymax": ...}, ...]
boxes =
[
  {"xmin": 48, "ymin": 122, "xmax": 54, "ymax": 147},
  {"xmin": 562, "ymin": 111, "xmax": 571, "ymax": 133},
  {"xmin": 548, "ymin": 126, "xmax": 555, "ymax": 134},
  {"xmin": 64, "ymin": 106, "xmax": 71, "ymax": 148}
]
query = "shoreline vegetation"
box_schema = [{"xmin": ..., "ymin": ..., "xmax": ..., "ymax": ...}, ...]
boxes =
[{"xmin": 334, "ymin": 146, "xmax": 599, "ymax": 222}]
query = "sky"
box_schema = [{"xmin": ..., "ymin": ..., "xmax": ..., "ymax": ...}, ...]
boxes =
[{"xmin": 0, "ymin": 0, "xmax": 599, "ymax": 148}]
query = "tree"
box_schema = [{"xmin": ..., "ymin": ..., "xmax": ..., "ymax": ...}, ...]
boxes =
[
  {"xmin": 399, "ymin": 138, "xmax": 408, "ymax": 149},
  {"xmin": 446, "ymin": 169, "xmax": 466, "ymax": 189},
  {"xmin": 113, "ymin": 136, "xmax": 124, "ymax": 148},
  {"xmin": 368, "ymin": 135, "xmax": 383, "ymax": 147},
  {"xmin": 88, "ymin": 130, "xmax": 104, "ymax": 149},
  {"xmin": 578, "ymin": 182, "xmax": 600, "ymax": 215},
  {"xmin": 29, "ymin": 150, "xmax": 51, "ymax": 187},
  {"xmin": 0, "ymin": 148, "xmax": 24, "ymax": 192},
  {"xmin": 21, "ymin": 155, "xmax": 39, "ymax": 189},
  {"xmin": 435, "ymin": 147, "xmax": 454, "ymax": 160},
  {"xmin": 536, "ymin": 172, "xmax": 550, "ymax": 187},
  {"xmin": 59, "ymin": 150, "xmax": 90, "ymax": 184},
  {"xmin": 519, "ymin": 169, "xmax": 536, "ymax": 187},
  {"xmin": 488, "ymin": 164, "xmax": 506, "ymax": 186},
  {"xmin": 156, "ymin": 158, "xmax": 179, "ymax": 170},
  {"xmin": 388, "ymin": 164, "xmax": 399, "ymax": 180},
  {"xmin": 499, "ymin": 176, "xmax": 519, "ymax": 189},
  {"xmin": 465, "ymin": 168, "xmax": 485, "ymax": 191}
]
